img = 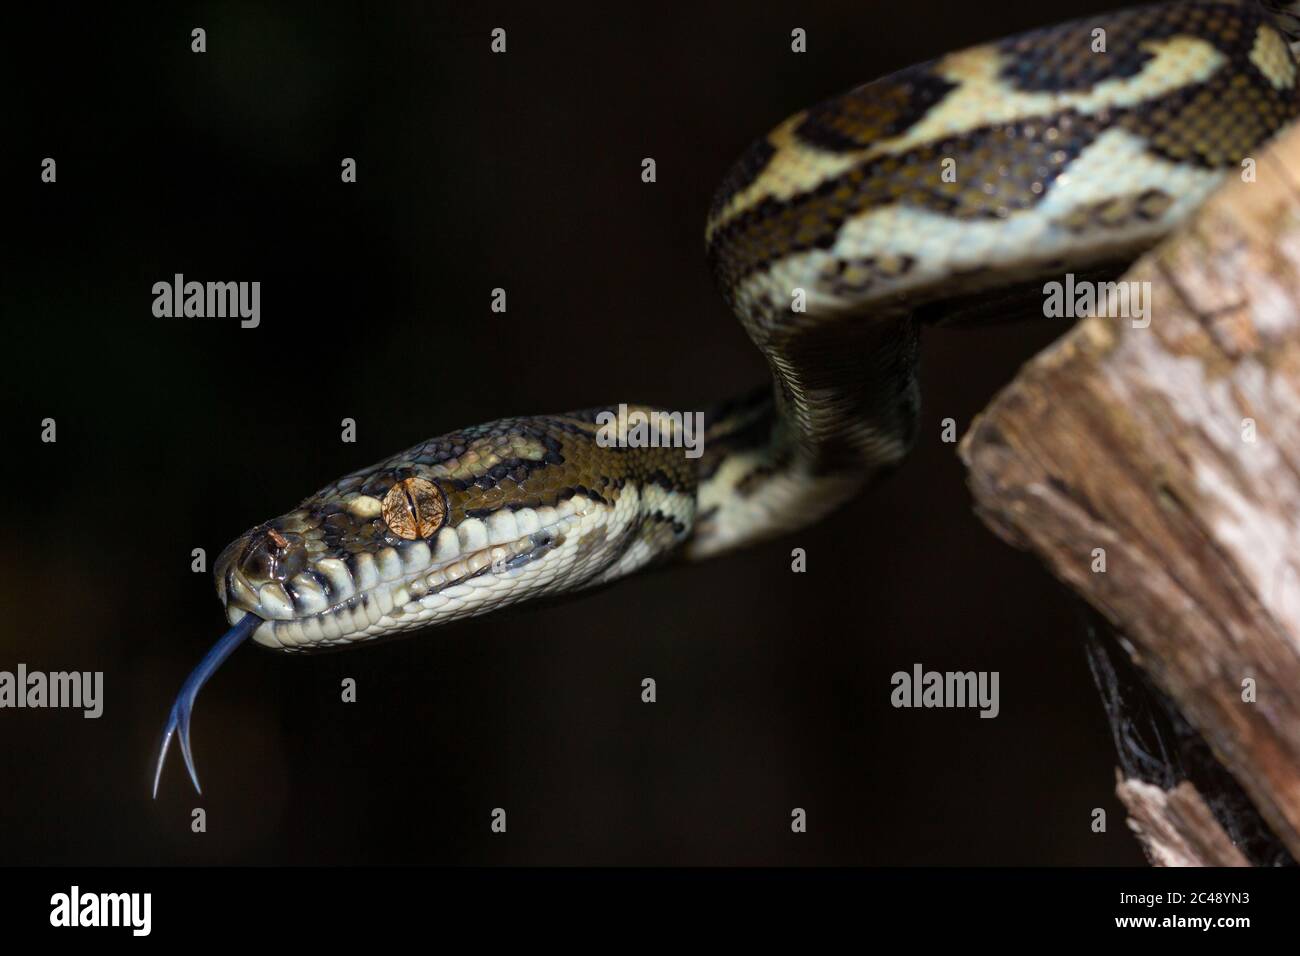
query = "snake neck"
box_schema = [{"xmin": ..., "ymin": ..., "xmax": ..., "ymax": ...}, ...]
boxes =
[{"xmin": 686, "ymin": 310, "xmax": 921, "ymax": 560}]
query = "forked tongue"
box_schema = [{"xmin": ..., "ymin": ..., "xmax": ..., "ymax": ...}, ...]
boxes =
[{"xmin": 152, "ymin": 613, "xmax": 260, "ymax": 798}]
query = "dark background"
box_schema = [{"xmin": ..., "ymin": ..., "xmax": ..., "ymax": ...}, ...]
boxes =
[{"xmin": 6, "ymin": 0, "xmax": 1147, "ymax": 864}]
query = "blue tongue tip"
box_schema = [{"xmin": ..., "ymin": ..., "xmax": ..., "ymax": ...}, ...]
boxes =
[{"xmin": 152, "ymin": 613, "xmax": 260, "ymax": 799}]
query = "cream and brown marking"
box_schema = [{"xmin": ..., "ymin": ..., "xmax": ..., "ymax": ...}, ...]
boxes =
[{"xmin": 155, "ymin": 1, "xmax": 1300, "ymax": 795}]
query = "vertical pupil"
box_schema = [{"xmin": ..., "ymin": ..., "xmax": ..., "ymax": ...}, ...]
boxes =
[{"xmin": 382, "ymin": 477, "xmax": 441, "ymax": 539}]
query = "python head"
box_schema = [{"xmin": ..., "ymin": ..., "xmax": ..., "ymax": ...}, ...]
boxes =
[{"xmin": 154, "ymin": 410, "xmax": 696, "ymax": 795}]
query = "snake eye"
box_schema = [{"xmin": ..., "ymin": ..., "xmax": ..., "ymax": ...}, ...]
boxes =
[{"xmin": 381, "ymin": 476, "xmax": 446, "ymax": 540}]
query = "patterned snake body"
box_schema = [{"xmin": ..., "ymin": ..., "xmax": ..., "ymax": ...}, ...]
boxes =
[{"xmin": 156, "ymin": 1, "xmax": 1300, "ymax": 793}]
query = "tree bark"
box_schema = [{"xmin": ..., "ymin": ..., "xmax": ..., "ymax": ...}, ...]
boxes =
[
  {"xmin": 959, "ymin": 124, "xmax": 1300, "ymax": 863},
  {"xmin": 1116, "ymin": 776, "xmax": 1251, "ymax": 866}
]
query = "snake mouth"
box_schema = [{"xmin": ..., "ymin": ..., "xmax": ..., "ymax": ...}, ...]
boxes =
[
  {"xmin": 218, "ymin": 496, "xmax": 608, "ymax": 651},
  {"xmin": 156, "ymin": 496, "xmax": 610, "ymax": 795}
]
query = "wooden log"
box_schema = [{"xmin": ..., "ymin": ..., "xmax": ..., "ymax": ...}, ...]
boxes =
[
  {"xmin": 959, "ymin": 124, "xmax": 1300, "ymax": 860},
  {"xmin": 1116, "ymin": 776, "xmax": 1251, "ymax": 867}
]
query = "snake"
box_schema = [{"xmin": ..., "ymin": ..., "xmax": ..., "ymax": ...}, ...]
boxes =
[{"xmin": 153, "ymin": 0, "xmax": 1300, "ymax": 796}]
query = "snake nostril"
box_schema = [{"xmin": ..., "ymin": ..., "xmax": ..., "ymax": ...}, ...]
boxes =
[
  {"xmin": 228, "ymin": 526, "xmax": 307, "ymax": 587},
  {"xmin": 242, "ymin": 545, "xmax": 273, "ymax": 581}
]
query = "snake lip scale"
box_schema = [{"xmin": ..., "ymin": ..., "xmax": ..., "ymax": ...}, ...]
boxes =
[{"xmin": 153, "ymin": 0, "xmax": 1300, "ymax": 796}]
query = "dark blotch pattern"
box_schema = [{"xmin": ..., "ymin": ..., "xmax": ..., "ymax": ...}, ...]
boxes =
[
  {"xmin": 708, "ymin": 138, "xmax": 777, "ymax": 224},
  {"xmin": 1001, "ymin": 1, "xmax": 1270, "ymax": 92},
  {"xmin": 795, "ymin": 71, "xmax": 958, "ymax": 151},
  {"xmin": 707, "ymin": 1, "xmax": 1298, "ymax": 300},
  {"xmin": 255, "ymin": 408, "xmax": 700, "ymax": 574},
  {"xmin": 709, "ymin": 109, "xmax": 1099, "ymax": 299}
]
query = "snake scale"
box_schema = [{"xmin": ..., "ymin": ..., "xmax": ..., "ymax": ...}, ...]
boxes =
[{"xmin": 154, "ymin": 0, "xmax": 1300, "ymax": 795}]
